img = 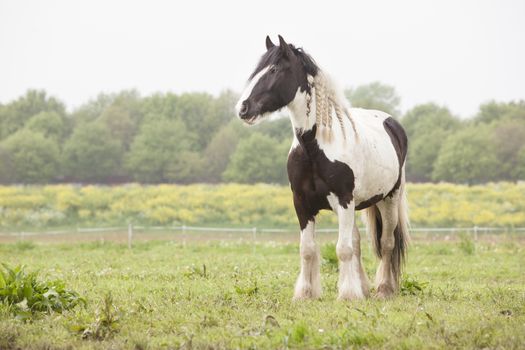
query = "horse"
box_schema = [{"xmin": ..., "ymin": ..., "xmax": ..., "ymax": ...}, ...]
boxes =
[{"xmin": 235, "ymin": 35, "xmax": 410, "ymax": 300}]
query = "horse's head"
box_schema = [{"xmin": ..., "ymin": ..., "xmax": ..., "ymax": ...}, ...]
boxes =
[{"xmin": 236, "ymin": 35, "xmax": 318, "ymax": 125}]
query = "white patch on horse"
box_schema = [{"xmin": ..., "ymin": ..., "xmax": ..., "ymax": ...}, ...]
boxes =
[
  {"xmin": 235, "ymin": 65, "xmax": 272, "ymax": 122},
  {"xmin": 288, "ymin": 87, "xmax": 314, "ymax": 132},
  {"xmin": 314, "ymin": 106, "xmax": 400, "ymax": 203}
]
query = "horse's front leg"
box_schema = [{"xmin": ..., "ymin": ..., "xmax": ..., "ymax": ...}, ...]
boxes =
[
  {"xmin": 293, "ymin": 196, "xmax": 321, "ymax": 300},
  {"xmin": 337, "ymin": 202, "xmax": 370, "ymax": 300}
]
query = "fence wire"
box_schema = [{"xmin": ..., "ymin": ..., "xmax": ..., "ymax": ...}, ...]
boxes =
[{"xmin": 0, "ymin": 224, "xmax": 524, "ymax": 245}]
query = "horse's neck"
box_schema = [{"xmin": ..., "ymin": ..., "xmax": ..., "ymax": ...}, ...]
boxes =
[
  {"xmin": 288, "ymin": 73, "xmax": 353, "ymax": 146},
  {"xmin": 288, "ymin": 89, "xmax": 314, "ymax": 132}
]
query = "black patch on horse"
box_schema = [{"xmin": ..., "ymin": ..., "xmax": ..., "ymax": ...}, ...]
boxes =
[
  {"xmin": 383, "ymin": 117, "xmax": 408, "ymax": 197},
  {"xmin": 356, "ymin": 194, "xmax": 384, "ymax": 210},
  {"xmin": 287, "ymin": 125, "xmax": 355, "ymax": 229},
  {"xmin": 287, "ymin": 145, "xmax": 331, "ymax": 230}
]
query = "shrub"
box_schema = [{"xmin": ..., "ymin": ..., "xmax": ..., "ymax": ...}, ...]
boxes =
[{"xmin": 0, "ymin": 264, "xmax": 86, "ymax": 320}]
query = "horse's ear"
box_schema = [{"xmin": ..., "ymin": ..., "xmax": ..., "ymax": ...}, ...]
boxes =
[
  {"xmin": 278, "ymin": 35, "xmax": 293, "ymax": 58},
  {"xmin": 265, "ymin": 35, "xmax": 275, "ymax": 50}
]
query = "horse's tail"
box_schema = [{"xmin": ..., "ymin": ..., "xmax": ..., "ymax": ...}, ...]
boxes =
[
  {"xmin": 364, "ymin": 167, "xmax": 410, "ymax": 285},
  {"xmin": 395, "ymin": 168, "xmax": 411, "ymax": 277}
]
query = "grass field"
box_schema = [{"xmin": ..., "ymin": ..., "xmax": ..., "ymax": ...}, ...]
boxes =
[{"xmin": 1, "ymin": 236, "xmax": 524, "ymax": 349}]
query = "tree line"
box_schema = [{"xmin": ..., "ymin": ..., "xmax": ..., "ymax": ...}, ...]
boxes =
[{"xmin": 0, "ymin": 84, "xmax": 523, "ymax": 185}]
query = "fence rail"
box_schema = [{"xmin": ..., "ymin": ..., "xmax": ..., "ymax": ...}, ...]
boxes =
[{"xmin": 1, "ymin": 223, "xmax": 524, "ymax": 245}]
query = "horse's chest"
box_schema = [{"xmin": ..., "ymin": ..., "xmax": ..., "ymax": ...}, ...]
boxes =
[{"xmin": 287, "ymin": 142, "xmax": 355, "ymax": 210}]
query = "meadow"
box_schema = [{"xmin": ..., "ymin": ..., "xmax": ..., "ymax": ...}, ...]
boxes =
[
  {"xmin": 1, "ymin": 236, "xmax": 524, "ymax": 349},
  {"xmin": 1, "ymin": 182, "xmax": 525, "ymax": 230}
]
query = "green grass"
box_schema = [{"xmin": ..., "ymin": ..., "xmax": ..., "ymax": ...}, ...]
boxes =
[{"xmin": 0, "ymin": 238, "xmax": 524, "ymax": 349}]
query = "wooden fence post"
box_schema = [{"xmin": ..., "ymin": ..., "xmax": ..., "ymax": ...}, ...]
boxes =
[
  {"xmin": 128, "ymin": 223, "xmax": 133, "ymax": 249},
  {"xmin": 252, "ymin": 227, "xmax": 257, "ymax": 253}
]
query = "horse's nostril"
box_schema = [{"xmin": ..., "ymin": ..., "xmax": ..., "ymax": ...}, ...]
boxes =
[{"xmin": 239, "ymin": 101, "xmax": 249, "ymax": 117}]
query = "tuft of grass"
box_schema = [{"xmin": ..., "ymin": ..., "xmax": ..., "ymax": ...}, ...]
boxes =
[
  {"xmin": 12, "ymin": 241, "xmax": 36, "ymax": 251},
  {"xmin": 0, "ymin": 322, "xmax": 19, "ymax": 350},
  {"xmin": 76, "ymin": 292, "xmax": 120, "ymax": 340},
  {"xmin": 289, "ymin": 321, "xmax": 309, "ymax": 345},
  {"xmin": 458, "ymin": 232, "xmax": 476, "ymax": 255},
  {"xmin": 183, "ymin": 264, "xmax": 207, "ymax": 279},
  {"xmin": 400, "ymin": 275, "xmax": 428, "ymax": 296},
  {"xmin": 0, "ymin": 264, "xmax": 85, "ymax": 321},
  {"xmin": 340, "ymin": 328, "xmax": 385, "ymax": 348},
  {"xmin": 321, "ymin": 243, "xmax": 338, "ymax": 270},
  {"xmin": 234, "ymin": 280, "xmax": 259, "ymax": 296}
]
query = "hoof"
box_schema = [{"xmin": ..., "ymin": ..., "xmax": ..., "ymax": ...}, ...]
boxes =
[
  {"xmin": 338, "ymin": 278, "xmax": 370, "ymax": 301},
  {"xmin": 337, "ymin": 283, "xmax": 369, "ymax": 301},
  {"xmin": 293, "ymin": 283, "xmax": 321, "ymax": 300},
  {"xmin": 337, "ymin": 290, "xmax": 366, "ymax": 301},
  {"xmin": 375, "ymin": 284, "xmax": 395, "ymax": 299}
]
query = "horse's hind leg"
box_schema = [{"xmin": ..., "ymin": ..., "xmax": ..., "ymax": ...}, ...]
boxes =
[
  {"xmin": 375, "ymin": 195, "xmax": 400, "ymax": 298},
  {"xmin": 336, "ymin": 203, "xmax": 370, "ymax": 300}
]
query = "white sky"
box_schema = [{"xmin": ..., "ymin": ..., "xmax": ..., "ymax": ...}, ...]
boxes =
[{"xmin": 1, "ymin": 0, "xmax": 524, "ymax": 117}]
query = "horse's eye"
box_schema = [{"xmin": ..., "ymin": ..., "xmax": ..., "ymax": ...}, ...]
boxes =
[{"xmin": 269, "ymin": 66, "xmax": 277, "ymax": 73}]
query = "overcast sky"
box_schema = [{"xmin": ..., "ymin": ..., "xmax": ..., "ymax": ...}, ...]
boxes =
[{"xmin": 1, "ymin": 0, "xmax": 524, "ymax": 117}]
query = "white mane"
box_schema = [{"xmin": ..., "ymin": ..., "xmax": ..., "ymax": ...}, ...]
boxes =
[{"xmin": 309, "ymin": 71, "xmax": 356, "ymax": 140}]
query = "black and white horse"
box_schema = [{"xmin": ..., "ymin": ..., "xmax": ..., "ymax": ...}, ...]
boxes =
[{"xmin": 236, "ymin": 35, "xmax": 410, "ymax": 300}]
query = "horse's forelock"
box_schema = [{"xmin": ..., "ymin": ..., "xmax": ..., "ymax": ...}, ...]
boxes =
[
  {"xmin": 249, "ymin": 46, "xmax": 283, "ymax": 80},
  {"xmin": 248, "ymin": 44, "xmax": 319, "ymax": 81}
]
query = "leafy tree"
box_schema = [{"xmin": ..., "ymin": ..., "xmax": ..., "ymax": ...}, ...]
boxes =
[
  {"xmin": 253, "ymin": 117, "xmax": 291, "ymax": 142},
  {"xmin": 407, "ymin": 129, "xmax": 449, "ymax": 182},
  {"xmin": 432, "ymin": 125, "xmax": 499, "ymax": 184},
  {"xmin": 202, "ymin": 124, "xmax": 242, "ymax": 182},
  {"xmin": 345, "ymin": 82, "xmax": 401, "ymax": 116},
  {"xmin": 72, "ymin": 90, "xmax": 143, "ymax": 138},
  {"xmin": 112, "ymin": 90, "xmax": 143, "ymax": 116},
  {"xmin": 491, "ymin": 119, "xmax": 525, "ymax": 180},
  {"xmin": 71, "ymin": 93, "xmax": 117, "ymax": 126},
  {"xmin": 173, "ymin": 93, "xmax": 219, "ymax": 150},
  {"xmin": 25, "ymin": 111, "xmax": 67, "ymax": 141},
  {"xmin": 401, "ymin": 103, "xmax": 461, "ymax": 181},
  {"xmin": 0, "ymin": 130, "xmax": 60, "ymax": 183},
  {"xmin": 515, "ymin": 147, "xmax": 525, "ymax": 180},
  {"xmin": 125, "ymin": 119, "xmax": 196, "ymax": 182},
  {"xmin": 98, "ymin": 105, "xmax": 136, "ymax": 150},
  {"xmin": 140, "ymin": 93, "xmax": 179, "ymax": 122},
  {"xmin": 475, "ymin": 100, "xmax": 525, "ymax": 124},
  {"xmin": 0, "ymin": 146, "xmax": 14, "ymax": 183},
  {"xmin": 165, "ymin": 151, "xmax": 205, "ymax": 183},
  {"xmin": 0, "ymin": 90, "xmax": 66, "ymax": 140},
  {"xmin": 140, "ymin": 91, "xmax": 236, "ymax": 152},
  {"xmin": 213, "ymin": 90, "xmax": 238, "ymax": 125},
  {"xmin": 402, "ymin": 103, "xmax": 460, "ymax": 139},
  {"xmin": 223, "ymin": 133, "xmax": 288, "ymax": 184},
  {"xmin": 62, "ymin": 123, "xmax": 123, "ymax": 182}
]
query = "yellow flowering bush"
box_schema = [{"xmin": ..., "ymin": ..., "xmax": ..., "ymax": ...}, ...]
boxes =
[{"xmin": 0, "ymin": 182, "xmax": 523, "ymax": 229}]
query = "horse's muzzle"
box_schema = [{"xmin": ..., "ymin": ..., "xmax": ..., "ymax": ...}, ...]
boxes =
[{"xmin": 238, "ymin": 100, "xmax": 250, "ymax": 118}]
